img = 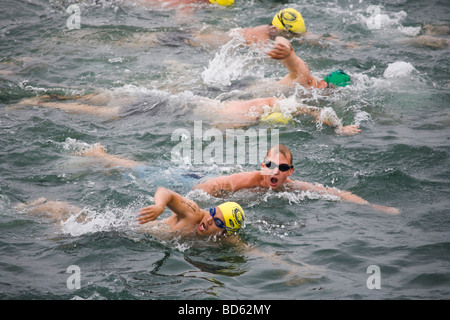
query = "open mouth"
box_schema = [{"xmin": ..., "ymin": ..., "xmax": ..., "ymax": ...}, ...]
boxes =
[
  {"xmin": 270, "ymin": 177, "xmax": 278, "ymax": 186},
  {"xmin": 198, "ymin": 222, "xmax": 206, "ymax": 232}
]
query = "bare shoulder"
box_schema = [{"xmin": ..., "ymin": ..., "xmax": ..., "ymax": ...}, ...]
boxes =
[
  {"xmin": 284, "ymin": 179, "xmax": 312, "ymax": 191},
  {"xmin": 229, "ymin": 171, "xmax": 261, "ymax": 185},
  {"xmin": 241, "ymin": 25, "xmax": 271, "ymax": 44}
]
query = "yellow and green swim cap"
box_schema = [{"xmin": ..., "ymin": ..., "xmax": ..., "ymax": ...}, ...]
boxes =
[
  {"xmin": 217, "ymin": 202, "xmax": 245, "ymax": 234},
  {"xmin": 209, "ymin": 0, "xmax": 234, "ymax": 6},
  {"xmin": 272, "ymin": 8, "xmax": 306, "ymax": 34}
]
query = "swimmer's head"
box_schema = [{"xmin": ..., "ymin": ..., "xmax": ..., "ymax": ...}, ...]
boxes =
[
  {"xmin": 323, "ymin": 69, "xmax": 352, "ymax": 88},
  {"xmin": 272, "ymin": 8, "xmax": 306, "ymax": 35},
  {"xmin": 262, "ymin": 145, "xmax": 294, "ymax": 190},
  {"xmin": 209, "ymin": 0, "xmax": 234, "ymax": 6},
  {"xmin": 217, "ymin": 202, "xmax": 245, "ymax": 235},
  {"xmin": 260, "ymin": 112, "xmax": 293, "ymax": 125}
]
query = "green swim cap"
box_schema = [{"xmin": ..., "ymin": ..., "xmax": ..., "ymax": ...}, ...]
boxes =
[{"xmin": 323, "ymin": 69, "xmax": 352, "ymax": 87}]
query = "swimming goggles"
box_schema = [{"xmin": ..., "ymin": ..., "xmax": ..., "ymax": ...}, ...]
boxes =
[
  {"xmin": 264, "ymin": 161, "xmax": 293, "ymax": 172},
  {"xmin": 209, "ymin": 207, "xmax": 226, "ymax": 229}
]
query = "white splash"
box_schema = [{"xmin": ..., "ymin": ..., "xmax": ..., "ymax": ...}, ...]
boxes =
[
  {"xmin": 201, "ymin": 32, "xmax": 266, "ymax": 89},
  {"xmin": 358, "ymin": 8, "xmax": 421, "ymax": 36},
  {"xmin": 59, "ymin": 205, "xmax": 136, "ymax": 237},
  {"xmin": 383, "ymin": 61, "xmax": 417, "ymax": 79},
  {"xmin": 60, "ymin": 137, "xmax": 92, "ymax": 153}
]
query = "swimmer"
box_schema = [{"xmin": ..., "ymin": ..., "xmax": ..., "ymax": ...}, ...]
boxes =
[
  {"xmin": 131, "ymin": 0, "xmax": 234, "ymax": 21},
  {"xmin": 69, "ymin": 143, "xmax": 399, "ymax": 215},
  {"xmin": 124, "ymin": 8, "xmax": 305, "ymax": 48},
  {"xmin": 193, "ymin": 144, "xmax": 401, "ymax": 215},
  {"xmin": 191, "ymin": 8, "xmax": 352, "ymax": 49},
  {"xmin": 239, "ymin": 8, "xmax": 307, "ymax": 44},
  {"xmin": 190, "ymin": 8, "xmax": 307, "ymax": 48},
  {"xmin": 267, "ymin": 36, "xmax": 353, "ymax": 89},
  {"xmin": 404, "ymin": 34, "xmax": 450, "ymax": 49},
  {"xmin": 10, "ymin": 91, "xmax": 169, "ymax": 120},
  {"xmin": 16, "ymin": 187, "xmax": 245, "ymax": 239},
  {"xmin": 138, "ymin": 187, "xmax": 314, "ymax": 277},
  {"xmin": 213, "ymin": 96, "xmax": 360, "ymax": 135},
  {"xmin": 137, "ymin": 187, "xmax": 244, "ymax": 238},
  {"xmin": 16, "ymin": 191, "xmax": 310, "ymax": 277},
  {"xmin": 134, "ymin": 0, "xmax": 233, "ymax": 7},
  {"xmin": 11, "ymin": 92, "xmax": 359, "ymax": 134}
]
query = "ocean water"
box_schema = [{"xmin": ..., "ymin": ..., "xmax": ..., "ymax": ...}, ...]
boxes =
[{"xmin": 0, "ymin": 0, "xmax": 449, "ymax": 300}]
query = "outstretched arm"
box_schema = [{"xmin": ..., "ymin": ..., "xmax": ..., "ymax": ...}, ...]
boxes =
[
  {"xmin": 137, "ymin": 187, "xmax": 200, "ymax": 224},
  {"xmin": 287, "ymin": 180, "xmax": 400, "ymax": 215},
  {"xmin": 294, "ymin": 32, "xmax": 362, "ymax": 49},
  {"xmin": 193, "ymin": 171, "xmax": 261, "ymax": 197},
  {"xmin": 73, "ymin": 143, "xmax": 144, "ymax": 168},
  {"xmin": 292, "ymin": 105, "xmax": 361, "ymax": 135},
  {"xmin": 193, "ymin": 176, "xmax": 234, "ymax": 197}
]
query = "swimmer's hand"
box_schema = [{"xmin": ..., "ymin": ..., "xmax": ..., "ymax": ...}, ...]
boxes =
[
  {"xmin": 137, "ymin": 204, "xmax": 165, "ymax": 224},
  {"xmin": 266, "ymin": 40, "xmax": 292, "ymax": 60},
  {"xmin": 370, "ymin": 204, "xmax": 401, "ymax": 215},
  {"xmin": 336, "ymin": 124, "xmax": 361, "ymax": 135}
]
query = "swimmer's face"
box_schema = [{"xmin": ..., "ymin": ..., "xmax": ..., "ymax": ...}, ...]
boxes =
[
  {"xmin": 197, "ymin": 207, "xmax": 226, "ymax": 237},
  {"xmin": 270, "ymin": 25, "xmax": 303, "ymax": 40},
  {"xmin": 261, "ymin": 152, "xmax": 294, "ymax": 190}
]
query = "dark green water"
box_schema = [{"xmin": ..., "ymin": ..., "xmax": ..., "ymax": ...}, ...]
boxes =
[{"xmin": 0, "ymin": 0, "xmax": 449, "ymax": 300}]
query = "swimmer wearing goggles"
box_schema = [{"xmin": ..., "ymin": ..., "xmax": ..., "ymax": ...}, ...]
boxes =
[
  {"xmin": 263, "ymin": 161, "xmax": 294, "ymax": 172},
  {"xmin": 209, "ymin": 202, "xmax": 245, "ymax": 235},
  {"xmin": 138, "ymin": 187, "xmax": 245, "ymax": 237},
  {"xmin": 194, "ymin": 145, "xmax": 401, "ymax": 215}
]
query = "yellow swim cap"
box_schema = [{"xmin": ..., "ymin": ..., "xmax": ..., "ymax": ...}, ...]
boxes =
[
  {"xmin": 260, "ymin": 112, "xmax": 293, "ymax": 125},
  {"xmin": 272, "ymin": 8, "xmax": 306, "ymax": 34},
  {"xmin": 217, "ymin": 202, "xmax": 245, "ymax": 234},
  {"xmin": 209, "ymin": 0, "xmax": 234, "ymax": 6}
]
